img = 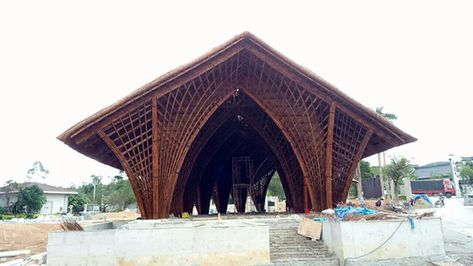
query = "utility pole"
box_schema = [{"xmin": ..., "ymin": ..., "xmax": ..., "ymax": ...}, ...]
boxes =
[
  {"xmin": 378, "ymin": 153, "xmax": 385, "ymax": 198},
  {"xmin": 92, "ymin": 182, "xmax": 96, "ymax": 204},
  {"xmin": 355, "ymin": 163, "xmax": 363, "ymax": 198},
  {"xmin": 384, "ymin": 152, "xmax": 395, "ymax": 199},
  {"xmin": 449, "ymin": 154, "xmax": 462, "ymax": 197}
]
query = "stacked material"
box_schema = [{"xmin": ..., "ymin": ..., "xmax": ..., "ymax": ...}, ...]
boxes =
[{"xmin": 313, "ymin": 204, "xmax": 435, "ymax": 222}]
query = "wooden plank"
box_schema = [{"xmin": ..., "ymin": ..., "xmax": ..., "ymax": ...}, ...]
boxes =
[
  {"xmin": 98, "ymin": 130, "xmax": 147, "ymax": 218},
  {"xmin": 342, "ymin": 129, "xmax": 374, "ymax": 201},
  {"xmin": 152, "ymin": 96, "xmax": 160, "ymax": 218},
  {"xmin": 325, "ymin": 103, "xmax": 336, "ymax": 209}
]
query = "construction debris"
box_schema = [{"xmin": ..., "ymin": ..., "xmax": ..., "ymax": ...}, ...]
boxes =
[
  {"xmin": 321, "ymin": 209, "xmax": 335, "ymax": 215},
  {"xmin": 0, "ymin": 252, "xmax": 46, "ymax": 266},
  {"xmin": 0, "ymin": 250, "xmax": 30, "ymax": 258},
  {"xmin": 335, "ymin": 207, "xmax": 377, "ymax": 220},
  {"xmin": 417, "ymin": 210, "xmax": 435, "ymax": 219},
  {"xmin": 312, "ymin": 201, "xmax": 436, "ymax": 222},
  {"xmin": 60, "ymin": 219, "xmax": 83, "ymax": 231}
]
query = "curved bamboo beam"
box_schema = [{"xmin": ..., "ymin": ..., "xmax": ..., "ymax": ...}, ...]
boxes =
[{"xmin": 98, "ymin": 130, "xmax": 147, "ymax": 218}]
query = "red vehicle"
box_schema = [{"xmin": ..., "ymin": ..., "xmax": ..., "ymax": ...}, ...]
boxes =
[{"xmin": 410, "ymin": 179, "xmax": 456, "ymax": 198}]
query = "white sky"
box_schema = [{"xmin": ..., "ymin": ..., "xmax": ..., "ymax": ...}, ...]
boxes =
[{"xmin": 1, "ymin": 1, "xmax": 472, "ymax": 187}]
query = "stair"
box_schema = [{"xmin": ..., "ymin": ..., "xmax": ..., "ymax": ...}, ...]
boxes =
[{"xmin": 265, "ymin": 218, "xmax": 340, "ymax": 266}]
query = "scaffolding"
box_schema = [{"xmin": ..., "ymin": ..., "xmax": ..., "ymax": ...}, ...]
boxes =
[{"xmin": 232, "ymin": 156, "xmax": 254, "ymax": 213}]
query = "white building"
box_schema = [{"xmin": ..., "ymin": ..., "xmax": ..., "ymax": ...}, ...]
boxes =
[{"xmin": 0, "ymin": 182, "xmax": 77, "ymax": 215}]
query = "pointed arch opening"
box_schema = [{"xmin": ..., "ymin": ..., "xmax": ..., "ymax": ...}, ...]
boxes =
[{"xmin": 172, "ymin": 91, "xmax": 305, "ymax": 216}]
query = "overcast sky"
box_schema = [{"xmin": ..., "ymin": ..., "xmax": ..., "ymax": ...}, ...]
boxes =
[{"xmin": 1, "ymin": 1, "xmax": 472, "ymax": 187}]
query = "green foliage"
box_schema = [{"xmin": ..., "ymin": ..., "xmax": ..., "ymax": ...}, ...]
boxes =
[
  {"xmin": 360, "ymin": 160, "xmax": 375, "ymax": 179},
  {"xmin": 385, "ymin": 157, "xmax": 415, "ymax": 185},
  {"xmin": 375, "ymin": 107, "xmax": 398, "ymax": 121},
  {"xmin": 267, "ymin": 172, "xmax": 286, "ymax": 200},
  {"xmin": 460, "ymin": 162, "xmax": 473, "ymax": 181},
  {"xmin": 0, "ymin": 207, "xmax": 5, "ymax": 215},
  {"xmin": 0, "ymin": 214, "xmax": 14, "ymax": 220},
  {"xmin": 385, "ymin": 156, "xmax": 415, "ymax": 202},
  {"xmin": 104, "ymin": 177, "xmax": 136, "ymax": 210},
  {"xmin": 370, "ymin": 165, "xmax": 382, "ymax": 176},
  {"xmin": 77, "ymin": 175, "xmax": 103, "ymax": 203},
  {"xmin": 14, "ymin": 213, "xmax": 39, "ymax": 219},
  {"xmin": 17, "ymin": 185, "xmax": 47, "ymax": 214},
  {"xmin": 348, "ymin": 183, "xmax": 357, "ymax": 198},
  {"xmin": 0, "ymin": 213, "xmax": 37, "ymax": 219},
  {"xmin": 398, "ymin": 195, "xmax": 407, "ymax": 201},
  {"xmin": 74, "ymin": 172, "xmax": 136, "ymax": 212},
  {"xmin": 68, "ymin": 193, "xmax": 89, "ymax": 213}
]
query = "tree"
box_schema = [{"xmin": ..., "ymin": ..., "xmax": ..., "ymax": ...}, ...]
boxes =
[
  {"xmin": 375, "ymin": 107, "xmax": 398, "ymax": 121},
  {"xmin": 267, "ymin": 172, "xmax": 286, "ymax": 200},
  {"xmin": 72, "ymin": 172, "xmax": 136, "ymax": 213},
  {"xmin": 360, "ymin": 160, "xmax": 374, "ymax": 179},
  {"xmin": 17, "ymin": 185, "xmax": 47, "ymax": 214},
  {"xmin": 384, "ymin": 157, "xmax": 415, "ymax": 203},
  {"xmin": 105, "ymin": 177, "xmax": 136, "ymax": 210},
  {"xmin": 26, "ymin": 161, "xmax": 49, "ymax": 180},
  {"xmin": 459, "ymin": 162, "xmax": 473, "ymax": 181},
  {"xmin": 90, "ymin": 175, "xmax": 102, "ymax": 204},
  {"xmin": 4, "ymin": 180, "xmax": 19, "ymax": 213},
  {"xmin": 68, "ymin": 193, "xmax": 89, "ymax": 213}
]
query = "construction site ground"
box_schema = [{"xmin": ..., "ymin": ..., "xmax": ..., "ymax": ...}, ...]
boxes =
[
  {"xmin": 0, "ymin": 210, "xmax": 139, "ymax": 261},
  {"xmin": 0, "ymin": 223, "xmax": 61, "ymax": 254},
  {"xmin": 1, "ymin": 201, "xmax": 472, "ymax": 265}
]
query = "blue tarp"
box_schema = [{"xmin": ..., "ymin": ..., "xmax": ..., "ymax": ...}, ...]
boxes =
[
  {"xmin": 412, "ymin": 194, "xmax": 433, "ymax": 206},
  {"xmin": 313, "ymin": 217, "xmax": 329, "ymax": 222},
  {"xmin": 335, "ymin": 207, "xmax": 378, "ymax": 220}
]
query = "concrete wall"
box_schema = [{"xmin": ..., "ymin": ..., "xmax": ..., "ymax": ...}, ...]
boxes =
[
  {"xmin": 322, "ymin": 218, "xmax": 445, "ymax": 265},
  {"xmin": 48, "ymin": 219, "xmax": 270, "ymax": 266}
]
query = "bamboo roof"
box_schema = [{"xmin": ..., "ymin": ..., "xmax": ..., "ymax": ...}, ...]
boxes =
[{"xmin": 58, "ymin": 32, "xmax": 416, "ymax": 169}]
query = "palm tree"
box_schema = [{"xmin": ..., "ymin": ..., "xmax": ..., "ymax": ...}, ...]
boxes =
[{"xmin": 385, "ymin": 157, "xmax": 415, "ymax": 203}]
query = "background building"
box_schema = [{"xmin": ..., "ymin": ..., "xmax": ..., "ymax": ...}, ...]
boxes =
[
  {"xmin": 0, "ymin": 182, "xmax": 77, "ymax": 215},
  {"xmin": 414, "ymin": 162, "xmax": 452, "ymax": 179}
]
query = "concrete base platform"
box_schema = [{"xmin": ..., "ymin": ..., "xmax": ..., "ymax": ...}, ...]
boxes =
[
  {"xmin": 322, "ymin": 217, "xmax": 445, "ymax": 265},
  {"xmin": 47, "ymin": 219, "xmax": 270, "ymax": 266}
]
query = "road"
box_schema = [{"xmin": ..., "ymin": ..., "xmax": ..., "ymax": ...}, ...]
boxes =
[
  {"xmin": 433, "ymin": 197, "xmax": 473, "ymax": 236},
  {"xmin": 430, "ymin": 197, "xmax": 473, "ymax": 264}
]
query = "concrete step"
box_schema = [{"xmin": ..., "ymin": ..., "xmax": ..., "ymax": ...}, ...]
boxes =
[
  {"xmin": 271, "ymin": 258, "xmax": 340, "ymax": 266},
  {"xmin": 267, "ymin": 218, "xmax": 339, "ymax": 265}
]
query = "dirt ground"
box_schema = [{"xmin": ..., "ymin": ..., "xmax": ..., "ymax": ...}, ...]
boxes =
[
  {"xmin": 92, "ymin": 210, "xmax": 140, "ymax": 220},
  {"xmin": 0, "ymin": 223, "xmax": 62, "ymax": 254}
]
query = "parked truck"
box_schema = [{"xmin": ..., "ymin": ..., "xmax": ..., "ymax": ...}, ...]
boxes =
[{"xmin": 410, "ymin": 179, "xmax": 456, "ymax": 198}]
